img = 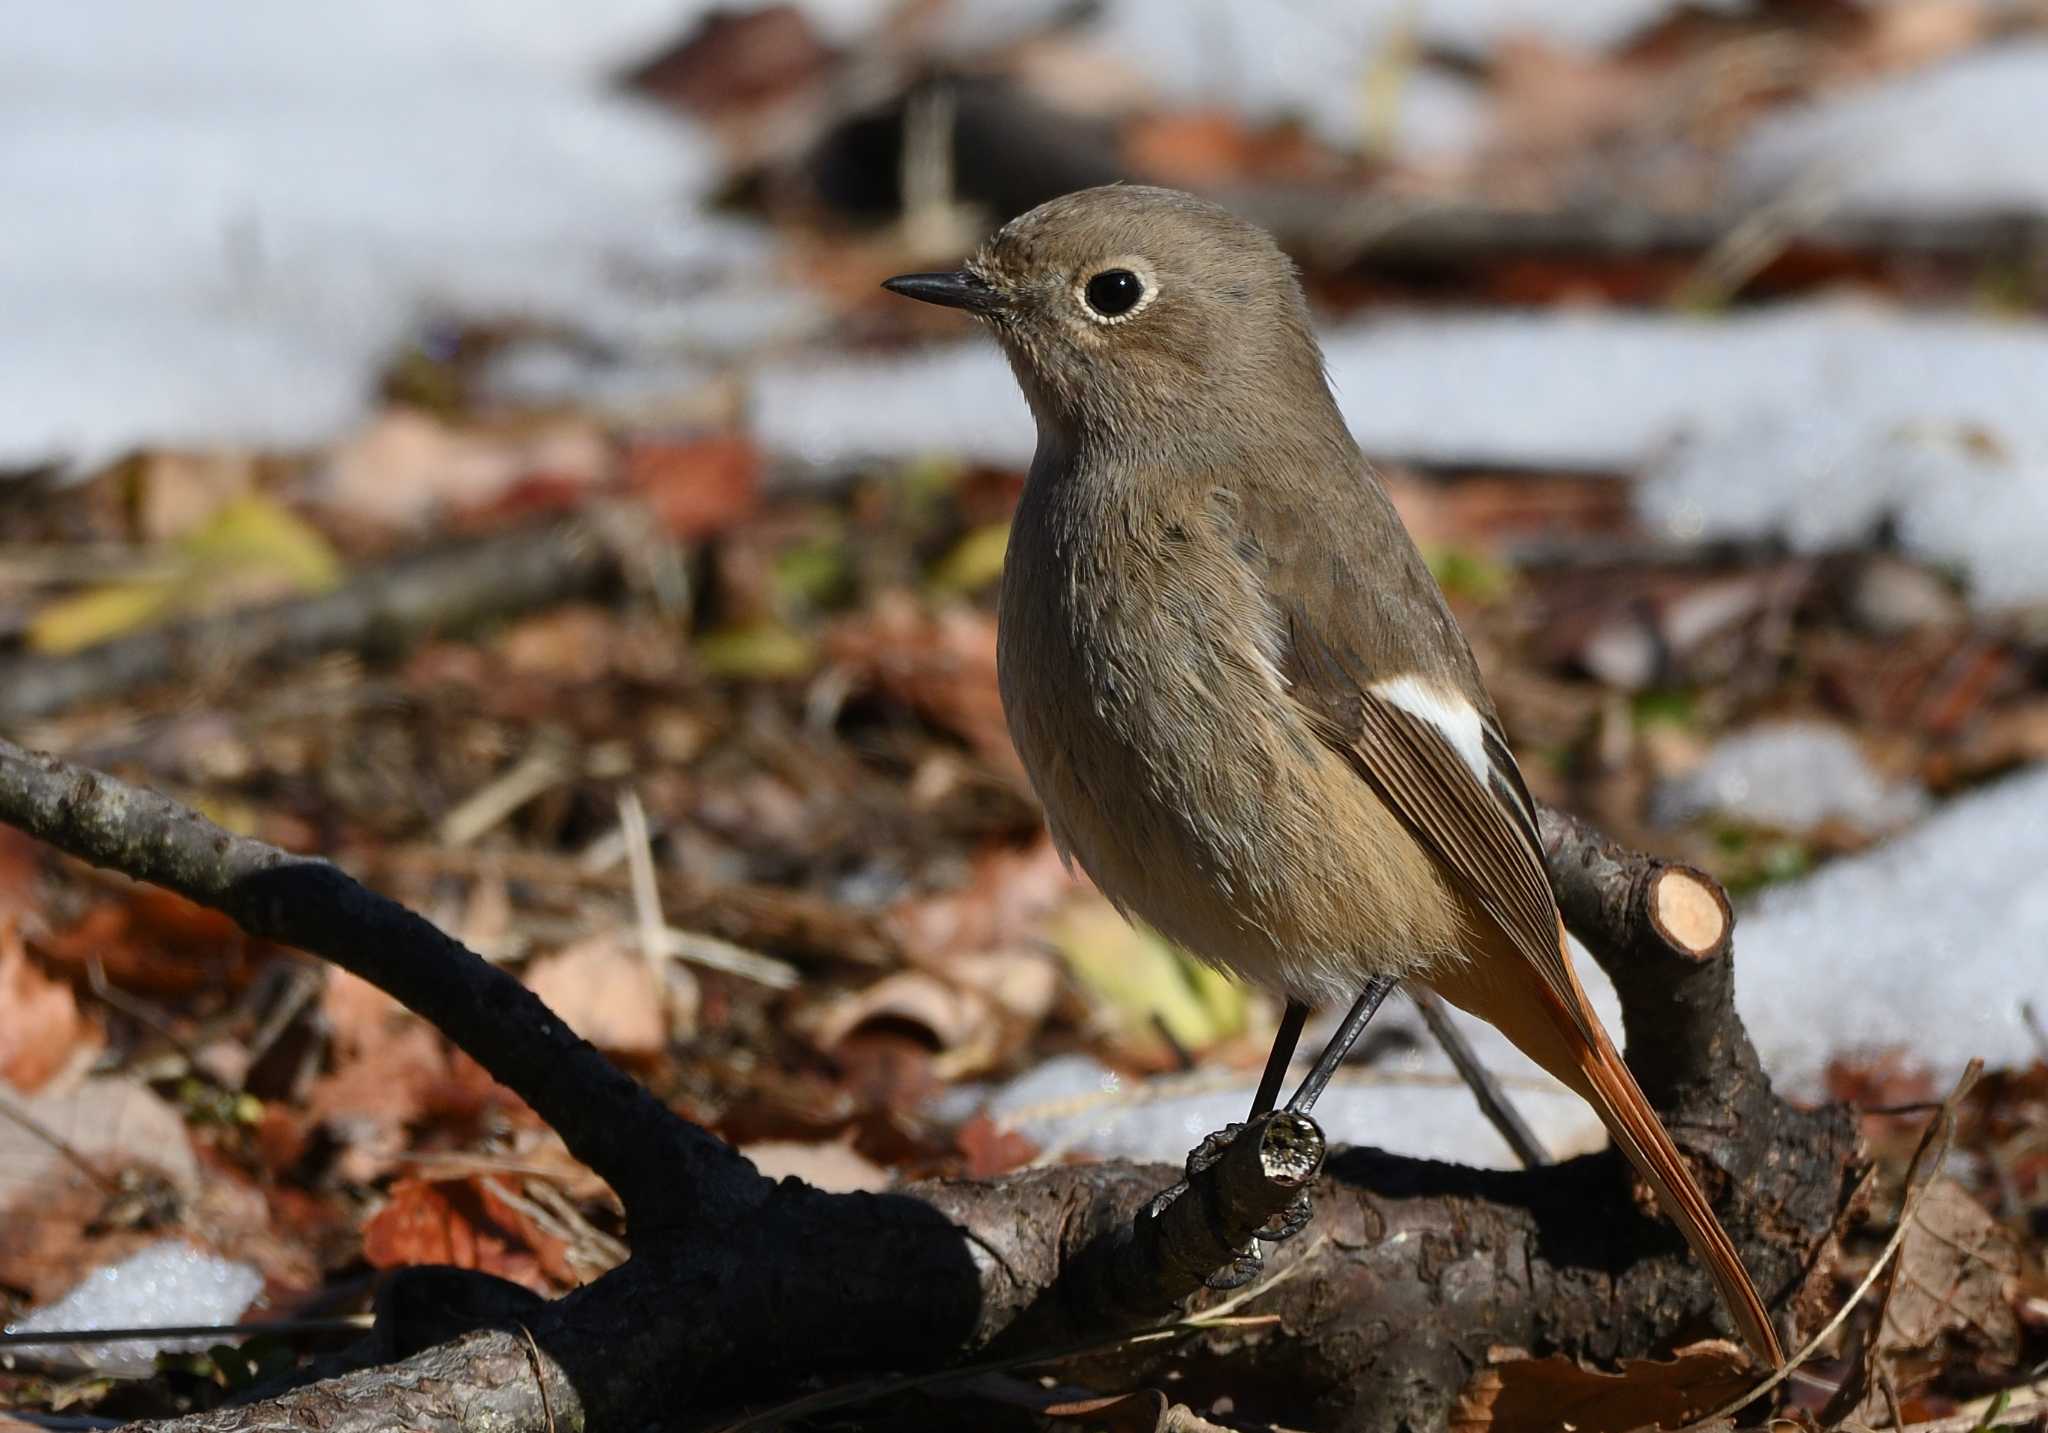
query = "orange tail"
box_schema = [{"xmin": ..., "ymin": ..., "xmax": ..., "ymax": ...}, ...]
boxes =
[{"xmin": 1430, "ymin": 925, "xmax": 1786, "ymax": 1368}]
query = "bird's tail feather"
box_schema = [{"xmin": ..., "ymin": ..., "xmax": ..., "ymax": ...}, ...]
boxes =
[{"xmin": 1430, "ymin": 925, "xmax": 1785, "ymax": 1368}]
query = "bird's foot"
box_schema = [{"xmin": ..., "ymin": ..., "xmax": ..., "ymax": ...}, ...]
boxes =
[{"xmin": 1145, "ymin": 1119, "xmax": 1317, "ymax": 1290}]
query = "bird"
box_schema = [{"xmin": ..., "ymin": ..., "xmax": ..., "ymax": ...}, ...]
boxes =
[{"xmin": 883, "ymin": 184, "xmax": 1784, "ymax": 1368}]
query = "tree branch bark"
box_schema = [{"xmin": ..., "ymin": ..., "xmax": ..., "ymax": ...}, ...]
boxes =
[{"xmin": 0, "ymin": 740, "xmax": 1860, "ymax": 1432}]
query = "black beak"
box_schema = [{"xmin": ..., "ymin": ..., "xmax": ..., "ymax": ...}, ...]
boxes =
[{"xmin": 881, "ymin": 270, "xmax": 1003, "ymax": 315}]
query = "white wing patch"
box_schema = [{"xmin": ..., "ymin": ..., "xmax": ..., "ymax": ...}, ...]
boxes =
[{"xmin": 1369, "ymin": 675, "xmax": 1489, "ymax": 782}]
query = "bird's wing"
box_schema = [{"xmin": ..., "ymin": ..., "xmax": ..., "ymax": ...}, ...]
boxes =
[{"xmin": 1234, "ymin": 478, "xmax": 1589, "ymax": 1036}]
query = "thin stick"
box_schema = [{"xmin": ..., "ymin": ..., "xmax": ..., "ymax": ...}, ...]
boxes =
[
  {"xmin": 1407, "ymin": 984, "xmax": 1549, "ymax": 1169},
  {"xmin": 0, "ymin": 1092, "xmax": 120, "ymax": 1197},
  {"xmin": 0, "ymin": 1317, "xmax": 369, "ymax": 1348}
]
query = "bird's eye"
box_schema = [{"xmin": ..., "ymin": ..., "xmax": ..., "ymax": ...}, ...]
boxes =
[{"xmin": 1083, "ymin": 269, "xmax": 1146, "ymax": 318}]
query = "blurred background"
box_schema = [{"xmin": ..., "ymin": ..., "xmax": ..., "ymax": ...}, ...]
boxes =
[{"xmin": 2, "ymin": 1, "xmax": 2046, "ymax": 1419}]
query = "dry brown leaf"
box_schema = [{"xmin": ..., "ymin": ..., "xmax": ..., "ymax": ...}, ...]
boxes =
[
  {"xmin": 804, "ymin": 970, "xmax": 994, "ymax": 1066},
  {"xmin": 0, "ymin": 1078, "xmax": 201, "ymax": 1302},
  {"xmin": 739, "ymin": 1138, "xmax": 891, "ymax": 1193},
  {"xmin": 319, "ymin": 410, "xmax": 607, "ymax": 529},
  {"xmin": 1880, "ymin": 1177, "xmax": 2021, "ymax": 1362},
  {"xmin": 955, "ymin": 1112, "xmax": 1038, "ymax": 1179},
  {"xmin": 826, "ymin": 597, "xmax": 1019, "ymax": 781},
  {"xmin": 623, "ymin": 434, "xmax": 760, "ymax": 540},
  {"xmin": 38, "ymin": 884, "xmax": 268, "ymax": 997},
  {"xmin": 0, "ymin": 920, "xmax": 90, "ymax": 1093},
  {"xmin": 361, "ymin": 1177, "xmax": 549, "ymax": 1294},
  {"xmin": 305, "ymin": 970, "xmax": 455, "ymax": 1182},
  {"xmin": 886, "ymin": 835, "xmax": 1083, "ymax": 964},
  {"xmin": 521, "ymin": 933, "xmax": 669, "ymax": 1059},
  {"xmin": 1449, "ymin": 1340, "xmax": 1754, "ymax": 1433}
]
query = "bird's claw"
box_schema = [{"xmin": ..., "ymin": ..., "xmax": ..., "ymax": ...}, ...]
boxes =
[{"xmin": 1253, "ymin": 1189, "xmax": 1313, "ymax": 1242}]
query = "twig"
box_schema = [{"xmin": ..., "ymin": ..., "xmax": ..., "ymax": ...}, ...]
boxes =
[
  {"xmin": 0, "ymin": 736, "xmax": 765, "ymax": 1228},
  {"xmin": 1406, "ymin": 983, "xmax": 1549, "ymax": 1169},
  {"xmin": 437, "ymin": 736, "xmax": 573, "ymax": 847},
  {"xmin": 0, "ymin": 1317, "xmax": 369, "ymax": 1348},
  {"xmin": 1680, "ymin": 1060, "xmax": 1984, "ymax": 1431},
  {"xmin": 516, "ymin": 1324, "xmax": 557, "ymax": 1433},
  {"xmin": 0, "ymin": 1090, "xmax": 120, "ymax": 1198},
  {"xmin": 0, "ymin": 518, "xmax": 623, "ymax": 725},
  {"xmin": 616, "ymin": 790, "xmax": 663, "ymax": 969}
]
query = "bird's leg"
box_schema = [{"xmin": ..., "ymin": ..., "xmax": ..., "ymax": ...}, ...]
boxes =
[
  {"xmin": 1232, "ymin": 975, "xmax": 1398, "ymax": 1250},
  {"xmin": 1249, "ymin": 999, "xmax": 1311, "ymax": 1118},
  {"xmin": 1283, "ymin": 975, "xmax": 1396, "ymax": 1115},
  {"xmin": 1140, "ymin": 1000, "xmax": 1312, "ymax": 1287},
  {"xmin": 1148, "ymin": 984, "xmax": 1396, "ymax": 1288}
]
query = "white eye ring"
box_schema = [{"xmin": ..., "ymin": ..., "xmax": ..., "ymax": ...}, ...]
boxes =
[{"xmin": 1073, "ymin": 257, "xmax": 1158, "ymax": 325}]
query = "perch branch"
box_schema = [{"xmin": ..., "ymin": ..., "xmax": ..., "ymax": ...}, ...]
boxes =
[
  {"xmin": 0, "ymin": 736, "xmax": 760, "ymax": 1229},
  {"xmin": 0, "ymin": 741, "xmax": 1858, "ymax": 1432}
]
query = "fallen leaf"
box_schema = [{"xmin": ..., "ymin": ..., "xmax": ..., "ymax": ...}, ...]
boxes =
[
  {"xmin": 1880, "ymin": 1178, "xmax": 2021, "ymax": 1363},
  {"xmin": 1049, "ymin": 898, "xmax": 1247, "ymax": 1061},
  {"xmin": 804, "ymin": 970, "xmax": 997, "ymax": 1073},
  {"xmin": 27, "ymin": 495, "xmax": 343, "ymax": 654},
  {"xmin": 955, "ymin": 1112, "xmax": 1038, "ymax": 1178},
  {"xmin": 38, "ymin": 884, "xmax": 269, "ymax": 997},
  {"xmin": 1449, "ymin": 1340, "xmax": 1754, "ymax": 1433},
  {"xmin": 694, "ymin": 619, "xmax": 819, "ymax": 680},
  {"xmin": 0, "ymin": 1078, "xmax": 200, "ymax": 1302},
  {"xmin": 521, "ymin": 933, "xmax": 670, "ymax": 1058},
  {"xmin": 739, "ymin": 1138, "xmax": 891, "ymax": 1193},
  {"xmin": 887, "ymin": 836, "xmax": 1082, "ymax": 963},
  {"xmin": 624, "ymin": 434, "xmax": 760, "ymax": 540},
  {"xmin": 826, "ymin": 596, "xmax": 1018, "ymax": 780},
  {"xmin": 361, "ymin": 1177, "xmax": 548, "ymax": 1294},
  {"xmin": 319, "ymin": 409, "xmax": 607, "ymax": 529},
  {"xmin": 305, "ymin": 971, "xmax": 454, "ymax": 1182},
  {"xmin": 621, "ymin": 5, "xmax": 832, "ymax": 122},
  {"xmin": 926, "ymin": 521, "xmax": 1009, "ymax": 595},
  {"xmin": 0, "ymin": 920, "xmax": 90, "ymax": 1092}
]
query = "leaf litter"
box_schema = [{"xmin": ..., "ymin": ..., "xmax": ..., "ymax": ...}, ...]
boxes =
[{"xmin": 2, "ymin": 1, "xmax": 2046, "ymax": 1426}]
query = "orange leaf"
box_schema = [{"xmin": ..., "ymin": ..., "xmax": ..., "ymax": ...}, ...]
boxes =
[
  {"xmin": 1450, "ymin": 1341, "xmax": 1754, "ymax": 1433},
  {"xmin": 625, "ymin": 435, "xmax": 760, "ymax": 540},
  {"xmin": 361, "ymin": 1178, "xmax": 547, "ymax": 1293},
  {"xmin": 0, "ymin": 920, "xmax": 90, "ymax": 1092}
]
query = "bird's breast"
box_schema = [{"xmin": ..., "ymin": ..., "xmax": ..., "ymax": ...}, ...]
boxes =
[{"xmin": 996, "ymin": 480, "xmax": 1462, "ymax": 1001}]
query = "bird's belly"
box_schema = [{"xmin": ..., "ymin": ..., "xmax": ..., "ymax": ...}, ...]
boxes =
[{"xmin": 999, "ymin": 593, "xmax": 1468, "ymax": 1004}]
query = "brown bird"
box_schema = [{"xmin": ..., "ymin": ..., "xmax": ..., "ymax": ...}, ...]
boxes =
[{"xmin": 884, "ymin": 185, "xmax": 1784, "ymax": 1367}]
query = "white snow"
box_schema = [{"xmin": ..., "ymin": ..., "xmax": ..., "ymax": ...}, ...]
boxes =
[
  {"xmin": 757, "ymin": 301, "xmax": 2048, "ymax": 606},
  {"xmin": 1733, "ymin": 761, "xmax": 2048, "ymax": 1090},
  {"xmin": 0, "ymin": 1, "xmax": 748, "ymax": 469},
  {"xmin": 5, "ymin": 1242, "xmax": 264, "ymax": 1373},
  {"xmin": 1654, "ymin": 720, "xmax": 1930, "ymax": 834},
  {"xmin": 1736, "ymin": 40, "xmax": 2048, "ymax": 217}
]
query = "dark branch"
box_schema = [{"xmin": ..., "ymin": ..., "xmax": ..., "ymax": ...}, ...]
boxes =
[
  {"xmin": 0, "ymin": 742, "xmax": 1857, "ymax": 1432},
  {"xmin": 0, "ymin": 736, "xmax": 762, "ymax": 1229}
]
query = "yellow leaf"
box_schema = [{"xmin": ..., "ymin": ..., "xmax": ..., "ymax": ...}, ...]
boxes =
[
  {"xmin": 694, "ymin": 621, "xmax": 819, "ymax": 680},
  {"xmin": 26, "ymin": 581, "xmax": 181, "ymax": 655},
  {"xmin": 1050, "ymin": 899, "xmax": 1248, "ymax": 1054},
  {"xmin": 180, "ymin": 495, "xmax": 343, "ymax": 590},
  {"xmin": 927, "ymin": 522, "xmax": 1009, "ymax": 595},
  {"xmin": 27, "ymin": 495, "xmax": 343, "ymax": 654}
]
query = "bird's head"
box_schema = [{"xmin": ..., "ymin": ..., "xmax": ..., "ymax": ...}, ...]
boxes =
[{"xmin": 884, "ymin": 185, "xmax": 1332, "ymax": 446}]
